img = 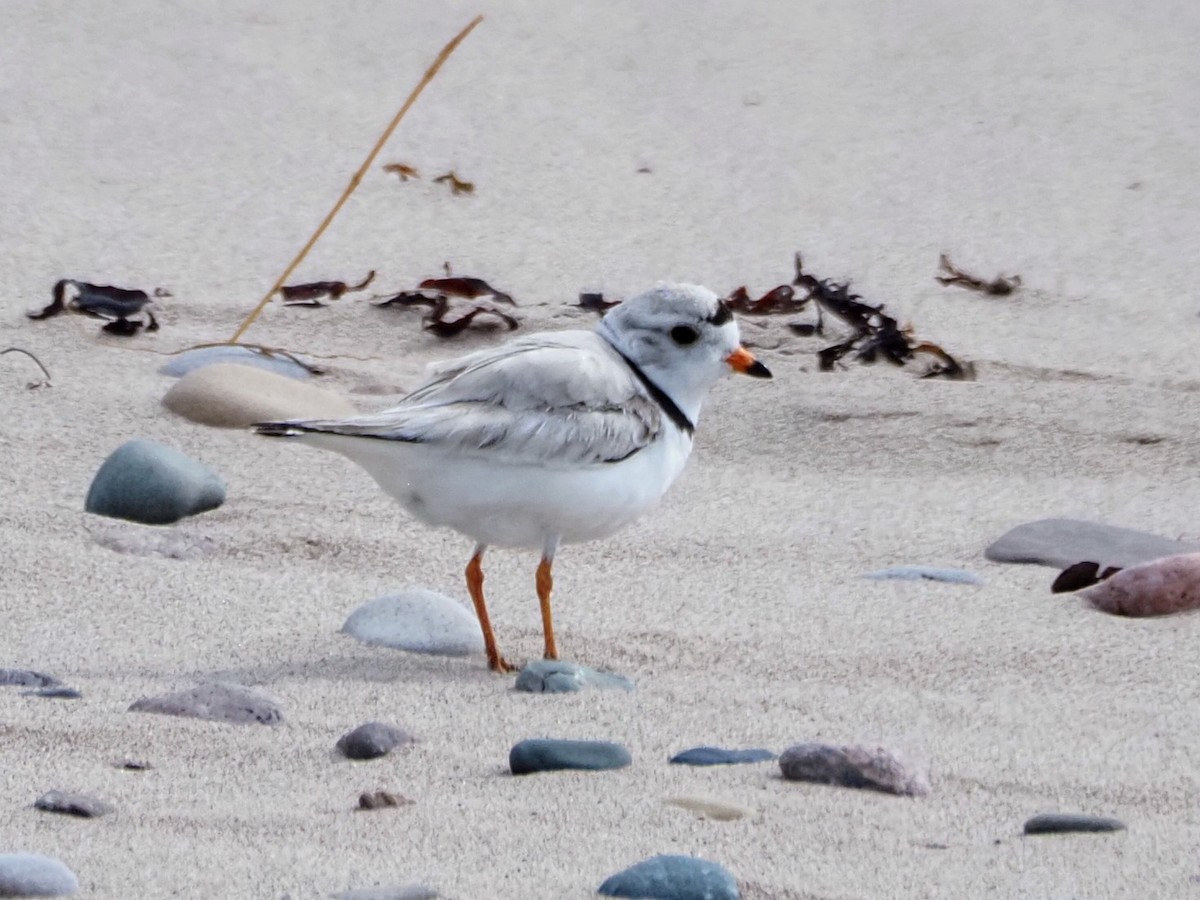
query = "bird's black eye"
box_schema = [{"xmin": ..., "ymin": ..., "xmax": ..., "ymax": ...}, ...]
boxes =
[{"xmin": 670, "ymin": 325, "xmax": 699, "ymax": 345}]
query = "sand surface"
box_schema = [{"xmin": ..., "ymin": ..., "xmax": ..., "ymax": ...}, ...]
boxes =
[{"xmin": 3, "ymin": 2, "xmax": 1200, "ymax": 897}]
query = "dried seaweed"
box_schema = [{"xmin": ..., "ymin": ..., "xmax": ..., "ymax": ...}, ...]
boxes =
[
  {"xmin": 577, "ymin": 292, "xmax": 621, "ymax": 313},
  {"xmin": 2, "ymin": 347, "xmax": 52, "ymax": 388},
  {"xmin": 29, "ymin": 279, "xmax": 166, "ymax": 336},
  {"xmin": 1051, "ymin": 561, "xmax": 1123, "ymax": 594},
  {"xmin": 375, "ymin": 275, "xmax": 518, "ymax": 338},
  {"xmin": 418, "ymin": 276, "xmax": 514, "ymax": 305},
  {"xmin": 280, "ymin": 270, "xmax": 376, "ymax": 306},
  {"xmin": 433, "ymin": 171, "xmax": 475, "ymax": 195},
  {"xmin": 382, "ymin": 163, "xmax": 420, "ymax": 181},
  {"xmin": 424, "ymin": 305, "xmax": 518, "ymax": 337},
  {"xmin": 936, "ymin": 254, "xmax": 1021, "ymax": 295}
]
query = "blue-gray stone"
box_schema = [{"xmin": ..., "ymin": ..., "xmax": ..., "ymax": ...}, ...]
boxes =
[
  {"xmin": 129, "ymin": 682, "xmax": 283, "ymax": 725},
  {"xmin": 1023, "ymin": 813, "xmax": 1126, "ymax": 835},
  {"xmin": 85, "ymin": 439, "xmax": 225, "ymax": 525},
  {"xmin": 341, "ymin": 590, "xmax": 484, "ymax": 657},
  {"xmin": 0, "ymin": 853, "xmax": 78, "ymax": 897},
  {"xmin": 862, "ymin": 566, "xmax": 984, "ymax": 585},
  {"xmin": 669, "ymin": 746, "xmax": 775, "ymax": 766},
  {"xmin": 22, "ymin": 687, "xmax": 82, "ymax": 700},
  {"xmin": 986, "ymin": 518, "xmax": 1200, "ymax": 569},
  {"xmin": 509, "ymin": 738, "xmax": 631, "ymax": 775},
  {"xmin": 159, "ymin": 345, "xmax": 315, "ymax": 379},
  {"xmin": 515, "ymin": 660, "xmax": 634, "ymax": 693},
  {"xmin": 34, "ymin": 790, "xmax": 113, "ymax": 818},
  {"xmin": 598, "ymin": 854, "xmax": 738, "ymax": 900},
  {"xmin": 336, "ymin": 721, "xmax": 412, "ymax": 760},
  {"xmin": 0, "ymin": 669, "xmax": 62, "ymax": 688}
]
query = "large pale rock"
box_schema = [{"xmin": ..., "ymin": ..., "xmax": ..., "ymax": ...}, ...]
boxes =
[
  {"xmin": 162, "ymin": 363, "xmax": 355, "ymax": 428},
  {"xmin": 1082, "ymin": 552, "xmax": 1200, "ymax": 616},
  {"xmin": 986, "ymin": 518, "xmax": 1199, "ymax": 569}
]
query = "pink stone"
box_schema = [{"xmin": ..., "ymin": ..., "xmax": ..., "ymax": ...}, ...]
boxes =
[{"xmin": 1082, "ymin": 552, "xmax": 1200, "ymax": 617}]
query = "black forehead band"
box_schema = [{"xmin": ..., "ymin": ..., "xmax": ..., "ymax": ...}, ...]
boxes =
[{"xmin": 706, "ymin": 300, "xmax": 732, "ymax": 326}]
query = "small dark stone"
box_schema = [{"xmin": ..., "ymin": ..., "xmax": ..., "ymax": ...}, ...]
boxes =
[
  {"xmin": 1023, "ymin": 813, "xmax": 1126, "ymax": 835},
  {"xmin": 779, "ymin": 742, "xmax": 930, "ymax": 796},
  {"xmin": 129, "ymin": 682, "xmax": 283, "ymax": 725},
  {"xmin": 0, "ymin": 669, "xmax": 62, "ymax": 688},
  {"xmin": 337, "ymin": 722, "xmax": 413, "ymax": 760},
  {"xmin": 35, "ymin": 789, "xmax": 114, "ymax": 818},
  {"xmin": 358, "ymin": 791, "xmax": 414, "ymax": 810},
  {"xmin": 509, "ymin": 738, "xmax": 632, "ymax": 775},
  {"xmin": 22, "ymin": 687, "xmax": 82, "ymax": 700},
  {"xmin": 670, "ymin": 746, "xmax": 776, "ymax": 766},
  {"xmin": 514, "ymin": 660, "xmax": 634, "ymax": 693},
  {"xmin": 598, "ymin": 854, "xmax": 739, "ymax": 900},
  {"xmin": 113, "ymin": 759, "xmax": 153, "ymax": 771}
]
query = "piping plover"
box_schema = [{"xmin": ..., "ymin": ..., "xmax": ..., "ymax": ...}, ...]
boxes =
[{"xmin": 255, "ymin": 282, "xmax": 771, "ymax": 672}]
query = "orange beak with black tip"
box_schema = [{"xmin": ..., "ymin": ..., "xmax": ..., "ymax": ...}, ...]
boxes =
[{"xmin": 726, "ymin": 346, "xmax": 772, "ymax": 378}]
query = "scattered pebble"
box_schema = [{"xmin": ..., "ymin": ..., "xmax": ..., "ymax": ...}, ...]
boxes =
[
  {"xmin": 112, "ymin": 759, "xmax": 153, "ymax": 771},
  {"xmin": 985, "ymin": 518, "xmax": 1199, "ymax": 569},
  {"xmin": 34, "ymin": 790, "xmax": 114, "ymax": 818},
  {"xmin": 778, "ymin": 742, "xmax": 930, "ymax": 797},
  {"xmin": 0, "ymin": 669, "xmax": 62, "ymax": 688},
  {"xmin": 669, "ymin": 746, "xmax": 775, "ymax": 767},
  {"xmin": 514, "ymin": 660, "xmax": 634, "ymax": 693},
  {"xmin": 159, "ymin": 345, "xmax": 315, "ymax": 380},
  {"xmin": 358, "ymin": 791, "xmax": 414, "ymax": 811},
  {"xmin": 509, "ymin": 738, "xmax": 632, "ymax": 775},
  {"xmin": 92, "ymin": 525, "xmax": 216, "ymax": 561},
  {"xmin": 0, "ymin": 853, "xmax": 78, "ymax": 897},
  {"xmin": 341, "ymin": 590, "xmax": 484, "ymax": 657},
  {"xmin": 598, "ymin": 854, "xmax": 738, "ymax": 900},
  {"xmin": 128, "ymin": 682, "xmax": 283, "ymax": 725},
  {"xmin": 162, "ymin": 363, "xmax": 356, "ymax": 429},
  {"xmin": 662, "ymin": 796, "xmax": 750, "ymax": 822},
  {"xmin": 337, "ymin": 722, "xmax": 413, "ymax": 760},
  {"xmin": 1023, "ymin": 813, "xmax": 1127, "ymax": 835},
  {"xmin": 22, "ymin": 687, "xmax": 82, "ymax": 700},
  {"xmin": 334, "ymin": 886, "xmax": 438, "ymax": 900},
  {"xmin": 1081, "ymin": 553, "xmax": 1200, "ymax": 616},
  {"xmin": 862, "ymin": 566, "xmax": 984, "ymax": 585},
  {"xmin": 85, "ymin": 439, "xmax": 225, "ymax": 526}
]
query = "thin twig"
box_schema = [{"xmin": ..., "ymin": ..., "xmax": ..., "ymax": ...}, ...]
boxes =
[
  {"xmin": 228, "ymin": 14, "xmax": 484, "ymax": 344},
  {"xmin": 2, "ymin": 347, "xmax": 53, "ymax": 386}
]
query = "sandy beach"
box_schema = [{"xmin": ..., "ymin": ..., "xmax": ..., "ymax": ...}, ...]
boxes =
[{"xmin": 3, "ymin": 1, "xmax": 1200, "ymax": 897}]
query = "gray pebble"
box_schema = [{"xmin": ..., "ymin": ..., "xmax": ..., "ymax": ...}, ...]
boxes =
[
  {"xmin": 862, "ymin": 566, "xmax": 984, "ymax": 585},
  {"xmin": 333, "ymin": 886, "xmax": 438, "ymax": 900},
  {"xmin": 159, "ymin": 345, "xmax": 315, "ymax": 380},
  {"xmin": 670, "ymin": 746, "xmax": 775, "ymax": 766},
  {"xmin": 1023, "ymin": 813, "xmax": 1126, "ymax": 835},
  {"xmin": 22, "ymin": 687, "xmax": 82, "ymax": 700},
  {"xmin": 779, "ymin": 742, "xmax": 930, "ymax": 796},
  {"xmin": 34, "ymin": 790, "xmax": 114, "ymax": 818},
  {"xmin": 509, "ymin": 738, "xmax": 632, "ymax": 775},
  {"xmin": 986, "ymin": 518, "xmax": 1199, "ymax": 569},
  {"xmin": 85, "ymin": 439, "xmax": 225, "ymax": 526},
  {"xmin": 0, "ymin": 853, "xmax": 78, "ymax": 897},
  {"xmin": 129, "ymin": 682, "xmax": 283, "ymax": 725},
  {"xmin": 598, "ymin": 854, "xmax": 738, "ymax": 900},
  {"xmin": 341, "ymin": 590, "xmax": 484, "ymax": 657},
  {"xmin": 514, "ymin": 660, "xmax": 634, "ymax": 693},
  {"xmin": 337, "ymin": 722, "xmax": 413, "ymax": 760},
  {"xmin": 0, "ymin": 669, "xmax": 62, "ymax": 688}
]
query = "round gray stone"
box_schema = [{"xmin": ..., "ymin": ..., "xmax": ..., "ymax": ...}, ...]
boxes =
[
  {"xmin": 341, "ymin": 590, "xmax": 484, "ymax": 657},
  {"xmin": 986, "ymin": 518, "xmax": 1200, "ymax": 569},
  {"xmin": 598, "ymin": 854, "xmax": 738, "ymax": 900},
  {"xmin": 85, "ymin": 439, "xmax": 225, "ymax": 526},
  {"xmin": 514, "ymin": 660, "xmax": 634, "ymax": 693},
  {"xmin": 1023, "ymin": 813, "xmax": 1126, "ymax": 835},
  {"xmin": 509, "ymin": 738, "xmax": 631, "ymax": 775},
  {"xmin": 0, "ymin": 853, "xmax": 78, "ymax": 897},
  {"xmin": 159, "ymin": 345, "xmax": 315, "ymax": 380},
  {"xmin": 128, "ymin": 682, "xmax": 283, "ymax": 725},
  {"xmin": 779, "ymin": 742, "xmax": 930, "ymax": 797},
  {"xmin": 34, "ymin": 790, "xmax": 114, "ymax": 818},
  {"xmin": 336, "ymin": 722, "xmax": 413, "ymax": 760}
]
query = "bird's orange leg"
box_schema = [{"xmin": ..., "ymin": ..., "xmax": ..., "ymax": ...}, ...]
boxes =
[
  {"xmin": 537, "ymin": 557, "xmax": 558, "ymax": 660},
  {"xmin": 465, "ymin": 548, "xmax": 515, "ymax": 673}
]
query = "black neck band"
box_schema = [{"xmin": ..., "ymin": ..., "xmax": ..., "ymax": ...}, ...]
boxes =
[{"xmin": 614, "ymin": 349, "xmax": 695, "ymax": 436}]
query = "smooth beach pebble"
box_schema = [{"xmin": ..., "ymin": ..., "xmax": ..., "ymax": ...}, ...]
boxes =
[
  {"xmin": 669, "ymin": 746, "xmax": 775, "ymax": 766},
  {"xmin": 0, "ymin": 669, "xmax": 62, "ymax": 688},
  {"xmin": 514, "ymin": 660, "xmax": 634, "ymax": 693},
  {"xmin": 1081, "ymin": 553, "xmax": 1200, "ymax": 616},
  {"xmin": 85, "ymin": 439, "xmax": 225, "ymax": 526},
  {"xmin": 22, "ymin": 687, "xmax": 82, "ymax": 700},
  {"xmin": 357, "ymin": 791, "xmax": 413, "ymax": 811},
  {"xmin": 161, "ymin": 362, "xmax": 356, "ymax": 429},
  {"xmin": 985, "ymin": 518, "xmax": 1199, "ymax": 569},
  {"xmin": 0, "ymin": 853, "xmax": 79, "ymax": 897},
  {"xmin": 1023, "ymin": 813, "xmax": 1127, "ymax": 835},
  {"xmin": 340, "ymin": 590, "xmax": 484, "ymax": 657},
  {"xmin": 128, "ymin": 682, "xmax": 283, "ymax": 725},
  {"xmin": 159, "ymin": 345, "xmax": 315, "ymax": 380},
  {"xmin": 336, "ymin": 722, "xmax": 413, "ymax": 760},
  {"xmin": 509, "ymin": 738, "xmax": 632, "ymax": 775},
  {"xmin": 779, "ymin": 742, "xmax": 930, "ymax": 797},
  {"xmin": 598, "ymin": 854, "xmax": 739, "ymax": 900},
  {"xmin": 334, "ymin": 886, "xmax": 438, "ymax": 900},
  {"xmin": 34, "ymin": 790, "xmax": 113, "ymax": 818},
  {"xmin": 862, "ymin": 566, "xmax": 984, "ymax": 585},
  {"xmin": 663, "ymin": 796, "xmax": 751, "ymax": 822}
]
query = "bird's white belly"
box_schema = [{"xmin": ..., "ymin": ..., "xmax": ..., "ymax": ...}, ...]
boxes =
[{"xmin": 301, "ymin": 429, "xmax": 692, "ymax": 548}]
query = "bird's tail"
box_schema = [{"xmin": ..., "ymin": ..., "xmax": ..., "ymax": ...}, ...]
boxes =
[{"xmin": 253, "ymin": 421, "xmax": 316, "ymax": 438}]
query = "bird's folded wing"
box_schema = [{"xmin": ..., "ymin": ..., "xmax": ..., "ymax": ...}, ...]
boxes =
[{"xmin": 263, "ymin": 334, "xmax": 664, "ymax": 466}]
